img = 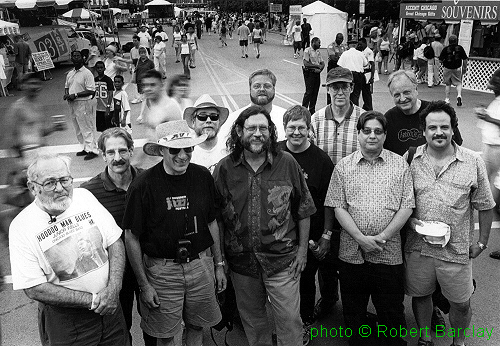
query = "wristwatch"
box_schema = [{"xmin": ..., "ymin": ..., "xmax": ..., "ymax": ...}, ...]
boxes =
[
  {"xmin": 215, "ymin": 260, "xmax": 225, "ymax": 267},
  {"xmin": 477, "ymin": 241, "xmax": 487, "ymax": 250}
]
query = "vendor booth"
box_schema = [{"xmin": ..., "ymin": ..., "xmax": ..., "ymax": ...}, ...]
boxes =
[
  {"xmin": 302, "ymin": 1, "xmax": 347, "ymax": 47},
  {"xmin": 399, "ymin": 0, "xmax": 500, "ymax": 92}
]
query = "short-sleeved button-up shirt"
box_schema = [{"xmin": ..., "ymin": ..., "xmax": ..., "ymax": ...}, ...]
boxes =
[
  {"xmin": 213, "ymin": 150, "xmax": 316, "ymax": 278},
  {"xmin": 326, "ymin": 149, "xmax": 415, "ymax": 265},
  {"xmin": 404, "ymin": 144, "xmax": 495, "ymax": 265},
  {"xmin": 310, "ymin": 103, "xmax": 363, "ymax": 166}
]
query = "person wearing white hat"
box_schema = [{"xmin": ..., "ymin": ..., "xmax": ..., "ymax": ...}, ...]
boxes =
[
  {"xmin": 184, "ymin": 94, "xmax": 229, "ymax": 173},
  {"xmin": 104, "ymin": 44, "xmax": 128, "ymax": 80},
  {"xmin": 123, "ymin": 119, "xmax": 227, "ymax": 346}
]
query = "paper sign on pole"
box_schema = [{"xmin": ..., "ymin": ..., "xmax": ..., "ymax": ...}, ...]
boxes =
[
  {"xmin": 359, "ymin": 0, "xmax": 365, "ymax": 14},
  {"xmin": 458, "ymin": 20, "xmax": 473, "ymax": 56},
  {"xmin": 31, "ymin": 51, "xmax": 55, "ymax": 72}
]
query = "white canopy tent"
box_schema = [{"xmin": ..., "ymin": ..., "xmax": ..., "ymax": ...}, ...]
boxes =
[
  {"xmin": 302, "ymin": 1, "xmax": 347, "ymax": 46},
  {"xmin": 144, "ymin": 0, "xmax": 171, "ymax": 6}
]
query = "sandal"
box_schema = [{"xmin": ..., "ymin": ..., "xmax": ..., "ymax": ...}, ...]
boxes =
[{"xmin": 489, "ymin": 250, "xmax": 500, "ymax": 259}]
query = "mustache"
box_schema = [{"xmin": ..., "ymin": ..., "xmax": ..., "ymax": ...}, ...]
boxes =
[
  {"xmin": 112, "ymin": 160, "xmax": 126, "ymax": 166},
  {"xmin": 432, "ymin": 134, "xmax": 447, "ymax": 140}
]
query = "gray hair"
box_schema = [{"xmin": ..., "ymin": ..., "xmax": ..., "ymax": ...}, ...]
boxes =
[
  {"xmin": 387, "ymin": 70, "xmax": 418, "ymax": 89},
  {"xmin": 27, "ymin": 154, "xmax": 72, "ymax": 183}
]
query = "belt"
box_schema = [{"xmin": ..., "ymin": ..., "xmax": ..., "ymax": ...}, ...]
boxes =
[{"xmin": 146, "ymin": 253, "xmax": 200, "ymax": 264}]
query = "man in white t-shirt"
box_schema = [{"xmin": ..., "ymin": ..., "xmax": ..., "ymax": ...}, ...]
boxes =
[
  {"xmin": 184, "ymin": 94, "xmax": 229, "ymax": 173},
  {"xmin": 9, "ymin": 154, "xmax": 129, "ymax": 346},
  {"xmin": 218, "ymin": 69, "xmax": 287, "ymax": 143},
  {"xmin": 137, "ymin": 25, "xmax": 152, "ymax": 53}
]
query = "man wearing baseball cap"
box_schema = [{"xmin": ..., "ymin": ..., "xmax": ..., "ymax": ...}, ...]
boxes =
[
  {"xmin": 184, "ymin": 94, "xmax": 229, "ymax": 173},
  {"xmin": 309, "ymin": 66, "xmax": 364, "ymax": 322},
  {"xmin": 123, "ymin": 120, "xmax": 227, "ymax": 346}
]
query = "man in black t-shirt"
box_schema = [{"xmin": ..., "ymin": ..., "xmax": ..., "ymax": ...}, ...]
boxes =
[
  {"xmin": 301, "ymin": 18, "xmax": 312, "ymax": 50},
  {"xmin": 384, "ymin": 70, "xmax": 462, "ymax": 156},
  {"xmin": 123, "ymin": 120, "xmax": 226, "ymax": 346},
  {"xmin": 439, "ymin": 35, "xmax": 468, "ymax": 106},
  {"xmin": 279, "ymin": 105, "xmax": 334, "ymax": 341}
]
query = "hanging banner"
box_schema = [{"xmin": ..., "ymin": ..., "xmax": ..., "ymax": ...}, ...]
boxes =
[
  {"xmin": 400, "ymin": 0, "xmax": 499, "ymax": 22},
  {"xmin": 289, "ymin": 5, "xmax": 302, "ymax": 15},
  {"xmin": 458, "ymin": 19, "xmax": 473, "ymax": 55}
]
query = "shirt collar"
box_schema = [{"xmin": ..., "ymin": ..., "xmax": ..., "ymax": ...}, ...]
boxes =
[
  {"xmin": 100, "ymin": 165, "xmax": 139, "ymax": 192},
  {"xmin": 354, "ymin": 148, "xmax": 388, "ymax": 163},
  {"xmin": 234, "ymin": 150, "xmax": 274, "ymax": 168},
  {"xmin": 414, "ymin": 142, "xmax": 463, "ymax": 161},
  {"xmin": 325, "ymin": 103, "xmax": 355, "ymax": 121}
]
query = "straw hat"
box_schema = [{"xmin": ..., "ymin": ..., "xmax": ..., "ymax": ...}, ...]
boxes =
[{"xmin": 183, "ymin": 94, "xmax": 229, "ymax": 128}]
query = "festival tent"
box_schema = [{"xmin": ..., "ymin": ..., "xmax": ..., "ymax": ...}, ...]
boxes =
[
  {"xmin": 144, "ymin": 0, "xmax": 171, "ymax": 6},
  {"xmin": 302, "ymin": 0, "xmax": 347, "ymax": 46},
  {"xmin": 0, "ymin": 19, "xmax": 20, "ymax": 35},
  {"xmin": 14, "ymin": 0, "xmax": 72, "ymax": 8}
]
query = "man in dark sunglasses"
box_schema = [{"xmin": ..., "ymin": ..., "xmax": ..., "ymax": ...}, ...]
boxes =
[
  {"xmin": 184, "ymin": 94, "xmax": 230, "ymax": 173},
  {"xmin": 124, "ymin": 120, "xmax": 227, "ymax": 346}
]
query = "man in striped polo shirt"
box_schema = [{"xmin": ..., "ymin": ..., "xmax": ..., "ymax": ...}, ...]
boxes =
[{"xmin": 81, "ymin": 127, "xmax": 154, "ymax": 346}]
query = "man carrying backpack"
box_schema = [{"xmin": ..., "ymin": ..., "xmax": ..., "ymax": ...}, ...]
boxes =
[
  {"xmin": 439, "ymin": 34, "xmax": 468, "ymax": 106},
  {"xmin": 395, "ymin": 36, "xmax": 414, "ymax": 71}
]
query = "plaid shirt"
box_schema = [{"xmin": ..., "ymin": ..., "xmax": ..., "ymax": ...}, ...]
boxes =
[
  {"xmin": 310, "ymin": 104, "xmax": 363, "ymax": 165},
  {"xmin": 326, "ymin": 149, "xmax": 415, "ymax": 265},
  {"xmin": 214, "ymin": 151, "xmax": 316, "ymax": 278},
  {"xmin": 404, "ymin": 144, "xmax": 495, "ymax": 265}
]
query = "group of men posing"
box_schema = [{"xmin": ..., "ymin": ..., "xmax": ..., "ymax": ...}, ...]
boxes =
[{"xmin": 10, "ymin": 66, "xmax": 495, "ymax": 346}]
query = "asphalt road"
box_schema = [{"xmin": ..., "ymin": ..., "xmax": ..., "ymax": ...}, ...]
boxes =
[{"xmin": 0, "ymin": 26, "xmax": 499, "ymax": 346}]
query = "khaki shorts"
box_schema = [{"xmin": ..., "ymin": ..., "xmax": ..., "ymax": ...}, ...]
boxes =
[
  {"xmin": 405, "ymin": 251, "xmax": 474, "ymax": 303},
  {"xmin": 140, "ymin": 253, "xmax": 221, "ymax": 338},
  {"xmin": 443, "ymin": 67, "xmax": 462, "ymax": 86}
]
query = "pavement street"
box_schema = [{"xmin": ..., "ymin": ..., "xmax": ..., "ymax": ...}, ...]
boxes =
[{"xmin": 0, "ymin": 25, "xmax": 499, "ymax": 346}]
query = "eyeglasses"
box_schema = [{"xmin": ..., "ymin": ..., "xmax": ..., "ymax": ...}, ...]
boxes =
[
  {"xmin": 196, "ymin": 113, "xmax": 220, "ymax": 122},
  {"xmin": 105, "ymin": 148, "xmax": 131, "ymax": 157},
  {"xmin": 286, "ymin": 125, "xmax": 308, "ymax": 133},
  {"xmin": 361, "ymin": 128, "xmax": 385, "ymax": 135},
  {"xmin": 32, "ymin": 176, "xmax": 73, "ymax": 192},
  {"xmin": 244, "ymin": 125, "xmax": 269, "ymax": 133},
  {"xmin": 329, "ymin": 84, "xmax": 351, "ymax": 94},
  {"xmin": 167, "ymin": 147, "xmax": 194, "ymax": 155}
]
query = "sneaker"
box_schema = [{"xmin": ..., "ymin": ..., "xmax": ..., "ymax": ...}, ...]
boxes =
[
  {"xmin": 136, "ymin": 116, "xmax": 143, "ymax": 124},
  {"xmin": 417, "ymin": 338, "xmax": 434, "ymax": 346},
  {"xmin": 84, "ymin": 152, "xmax": 98, "ymax": 161},
  {"xmin": 245, "ymin": 54, "xmax": 248, "ymax": 58},
  {"xmin": 294, "ymin": 54, "xmax": 297, "ymax": 59},
  {"xmin": 131, "ymin": 98, "xmax": 142, "ymax": 104},
  {"xmin": 256, "ymin": 53, "xmax": 260, "ymax": 59},
  {"xmin": 431, "ymin": 307, "xmax": 446, "ymax": 331},
  {"xmin": 302, "ymin": 324, "xmax": 311, "ymax": 346},
  {"xmin": 457, "ymin": 96, "xmax": 462, "ymax": 107},
  {"xmin": 76, "ymin": 150, "xmax": 88, "ymax": 157},
  {"xmin": 444, "ymin": 98, "xmax": 450, "ymax": 103}
]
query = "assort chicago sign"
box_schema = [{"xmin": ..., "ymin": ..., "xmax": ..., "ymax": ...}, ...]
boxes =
[{"xmin": 400, "ymin": 0, "xmax": 499, "ymax": 21}]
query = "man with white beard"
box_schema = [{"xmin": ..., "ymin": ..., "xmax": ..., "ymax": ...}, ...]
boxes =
[
  {"xmin": 9, "ymin": 154, "xmax": 128, "ymax": 346},
  {"xmin": 184, "ymin": 94, "xmax": 230, "ymax": 173},
  {"xmin": 218, "ymin": 69, "xmax": 287, "ymax": 143}
]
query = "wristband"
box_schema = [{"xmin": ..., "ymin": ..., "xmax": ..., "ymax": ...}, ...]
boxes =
[
  {"xmin": 321, "ymin": 233, "xmax": 331, "ymax": 240},
  {"xmin": 215, "ymin": 260, "xmax": 225, "ymax": 267},
  {"xmin": 89, "ymin": 292, "xmax": 98, "ymax": 310}
]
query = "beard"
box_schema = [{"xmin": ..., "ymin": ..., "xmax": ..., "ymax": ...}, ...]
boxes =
[
  {"xmin": 196, "ymin": 126, "xmax": 218, "ymax": 139},
  {"xmin": 250, "ymin": 92, "xmax": 275, "ymax": 106},
  {"xmin": 242, "ymin": 136, "xmax": 271, "ymax": 154},
  {"xmin": 37, "ymin": 192, "xmax": 73, "ymax": 215}
]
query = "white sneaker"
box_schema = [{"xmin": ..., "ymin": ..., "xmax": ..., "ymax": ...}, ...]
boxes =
[{"xmin": 444, "ymin": 98, "xmax": 450, "ymax": 103}]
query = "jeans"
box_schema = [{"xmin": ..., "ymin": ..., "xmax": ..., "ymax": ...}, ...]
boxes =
[
  {"xmin": 231, "ymin": 268, "xmax": 302, "ymax": 346},
  {"xmin": 302, "ymin": 68, "xmax": 321, "ymax": 114},
  {"xmin": 300, "ymin": 237, "xmax": 340, "ymax": 322},
  {"xmin": 339, "ymin": 260, "xmax": 407, "ymax": 346},
  {"xmin": 181, "ymin": 54, "xmax": 190, "ymax": 78}
]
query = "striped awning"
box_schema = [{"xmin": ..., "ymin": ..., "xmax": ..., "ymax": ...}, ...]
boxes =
[{"xmin": 14, "ymin": 0, "xmax": 73, "ymax": 8}]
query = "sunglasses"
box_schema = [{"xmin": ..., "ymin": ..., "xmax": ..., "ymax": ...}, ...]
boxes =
[
  {"xmin": 167, "ymin": 147, "xmax": 194, "ymax": 155},
  {"xmin": 196, "ymin": 113, "xmax": 220, "ymax": 122}
]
